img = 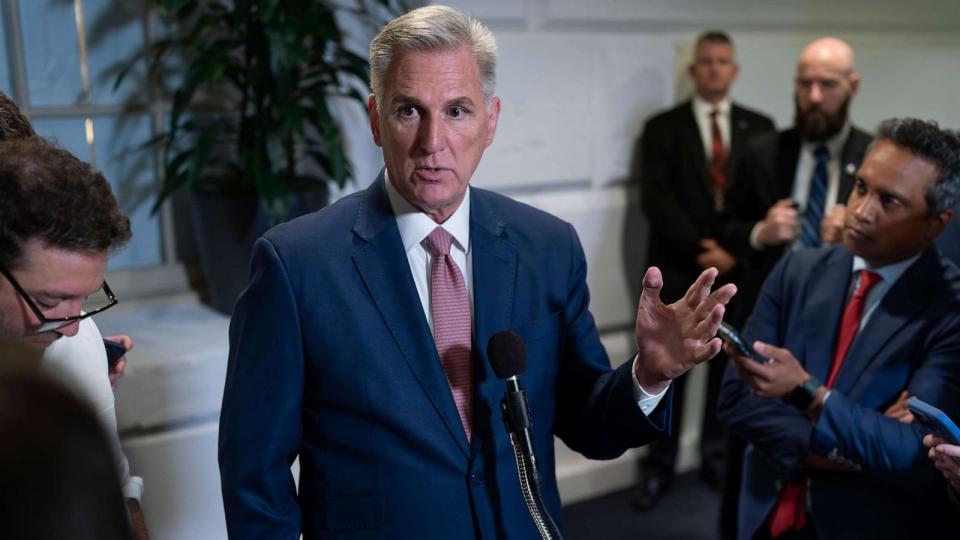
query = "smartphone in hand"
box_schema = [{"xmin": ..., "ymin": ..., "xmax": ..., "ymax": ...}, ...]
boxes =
[
  {"xmin": 717, "ymin": 322, "xmax": 766, "ymax": 363},
  {"xmin": 103, "ymin": 338, "xmax": 126, "ymax": 368},
  {"xmin": 907, "ymin": 397, "xmax": 960, "ymax": 445}
]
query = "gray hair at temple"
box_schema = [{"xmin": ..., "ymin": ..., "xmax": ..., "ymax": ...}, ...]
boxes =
[
  {"xmin": 874, "ymin": 118, "xmax": 960, "ymax": 216},
  {"xmin": 368, "ymin": 5, "xmax": 498, "ymax": 108}
]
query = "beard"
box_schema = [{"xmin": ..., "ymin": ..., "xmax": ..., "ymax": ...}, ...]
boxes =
[{"xmin": 795, "ymin": 94, "xmax": 850, "ymax": 142}]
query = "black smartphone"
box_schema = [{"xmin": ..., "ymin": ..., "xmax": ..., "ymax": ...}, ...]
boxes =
[
  {"xmin": 716, "ymin": 322, "xmax": 765, "ymax": 363},
  {"xmin": 103, "ymin": 338, "xmax": 126, "ymax": 368}
]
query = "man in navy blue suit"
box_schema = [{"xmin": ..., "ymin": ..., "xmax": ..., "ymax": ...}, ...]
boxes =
[
  {"xmin": 218, "ymin": 5, "xmax": 735, "ymax": 539},
  {"xmin": 717, "ymin": 118, "xmax": 960, "ymax": 539}
]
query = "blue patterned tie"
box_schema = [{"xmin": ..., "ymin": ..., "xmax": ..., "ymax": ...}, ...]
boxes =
[{"xmin": 799, "ymin": 144, "xmax": 830, "ymax": 247}]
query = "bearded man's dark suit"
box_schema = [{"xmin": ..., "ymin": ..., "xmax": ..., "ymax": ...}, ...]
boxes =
[
  {"xmin": 638, "ymin": 100, "xmax": 774, "ymax": 483},
  {"xmin": 720, "ymin": 126, "xmax": 873, "ymax": 326},
  {"xmin": 219, "ymin": 175, "xmax": 673, "ymax": 539}
]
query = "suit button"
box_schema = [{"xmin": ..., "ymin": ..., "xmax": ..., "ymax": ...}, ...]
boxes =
[{"xmin": 470, "ymin": 473, "xmax": 483, "ymax": 484}]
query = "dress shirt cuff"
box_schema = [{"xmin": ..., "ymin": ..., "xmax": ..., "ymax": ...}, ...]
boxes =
[
  {"xmin": 749, "ymin": 222, "xmax": 765, "ymax": 251},
  {"xmin": 630, "ymin": 354, "xmax": 669, "ymax": 415},
  {"xmin": 123, "ymin": 475, "xmax": 144, "ymax": 503}
]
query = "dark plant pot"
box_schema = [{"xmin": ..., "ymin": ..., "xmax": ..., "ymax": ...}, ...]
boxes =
[{"xmin": 190, "ymin": 186, "xmax": 329, "ymax": 315}]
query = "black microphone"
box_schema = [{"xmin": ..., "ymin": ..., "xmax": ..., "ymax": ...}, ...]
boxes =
[
  {"xmin": 487, "ymin": 331, "xmax": 537, "ymax": 470},
  {"xmin": 487, "ymin": 331, "xmax": 563, "ymax": 540}
]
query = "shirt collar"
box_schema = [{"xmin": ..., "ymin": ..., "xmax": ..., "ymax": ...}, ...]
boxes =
[
  {"xmin": 802, "ymin": 122, "xmax": 851, "ymax": 159},
  {"xmin": 851, "ymin": 252, "xmax": 920, "ymax": 286},
  {"xmin": 692, "ymin": 95, "xmax": 731, "ymax": 117},
  {"xmin": 383, "ymin": 169, "xmax": 471, "ymax": 255}
]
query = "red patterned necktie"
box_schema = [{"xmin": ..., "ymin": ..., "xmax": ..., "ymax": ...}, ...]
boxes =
[
  {"xmin": 768, "ymin": 269, "xmax": 882, "ymax": 537},
  {"xmin": 709, "ymin": 109, "xmax": 728, "ymax": 211},
  {"xmin": 422, "ymin": 227, "xmax": 474, "ymax": 441}
]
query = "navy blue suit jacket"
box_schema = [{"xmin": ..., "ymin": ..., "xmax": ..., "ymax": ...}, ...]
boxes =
[
  {"xmin": 717, "ymin": 245, "xmax": 960, "ymax": 539},
  {"xmin": 219, "ymin": 176, "xmax": 671, "ymax": 539}
]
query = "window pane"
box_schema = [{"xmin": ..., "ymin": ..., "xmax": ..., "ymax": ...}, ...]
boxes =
[
  {"xmin": 18, "ymin": 0, "xmax": 84, "ymax": 107},
  {"xmin": 31, "ymin": 116, "xmax": 89, "ymax": 160},
  {"xmin": 94, "ymin": 115, "xmax": 163, "ymax": 270},
  {"xmin": 0, "ymin": 7, "xmax": 11, "ymax": 95},
  {"xmin": 84, "ymin": 0, "xmax": 147, "ymax": 106}
]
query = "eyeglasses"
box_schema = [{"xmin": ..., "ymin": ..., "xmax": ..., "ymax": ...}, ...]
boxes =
[{"xmin": 0, "ymin": 265, "xmax": 118, "ymax": 334}]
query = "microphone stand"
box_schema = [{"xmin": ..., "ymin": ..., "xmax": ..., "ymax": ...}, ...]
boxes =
[{"xmin": 501, "ymin": 376, "xmax": 564, "ymax": 540}]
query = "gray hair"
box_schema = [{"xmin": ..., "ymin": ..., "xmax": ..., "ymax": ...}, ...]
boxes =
[{"xmin": 369, "ymin": 5, "xmax": 497, "ymax": 108}]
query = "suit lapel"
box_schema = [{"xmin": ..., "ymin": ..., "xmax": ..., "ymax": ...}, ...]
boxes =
[
  {"xmin": 678, "ymin": 103, "xmax": 712, "ymax": 195},
  {"xmin": 833, "ymin": 248, "xmax": 940, "ymax": 393},
  {"xmin": 728, "ymin": 106, "xmax": 749, "ymax": 176},
  {"xmin": 351, "ymin": 175, "xmax": 470, "ymax": 456},
  {"xmin": 468, "ymin": 190, "xmax": 518, "ymax": 454},
  {"xmin": 836, "ymin": 128, "xmax": 869, "ymax": 204},
  {"xmin": 777, "ymin": 130, "xmax": 802, "ymax": 200},
  {"xmin": 800, "ymin": 248, "xmax": 851, "ymax": 381}
]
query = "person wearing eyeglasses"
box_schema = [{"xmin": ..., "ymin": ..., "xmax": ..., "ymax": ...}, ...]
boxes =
[{"xmin": 0, "ymin": 135, "xmax": 148, "ymax": 539}]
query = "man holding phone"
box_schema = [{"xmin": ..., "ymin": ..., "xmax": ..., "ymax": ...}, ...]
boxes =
[
  {"xmin": 0, "ymin": 132, "xmax": 148, "ymax": 538},
  {"xmin": 717, "ymin": 118, "xmax": 960, "ymax": 539}
]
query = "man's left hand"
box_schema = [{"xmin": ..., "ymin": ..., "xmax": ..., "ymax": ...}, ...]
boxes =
[
  {"xmin": 924, "ymin": 435, "xmax": 960, "ymax": 492},
  {"xmin": 729, "ymin": 341, "xmax": 809, "ymax": 398},
  {"xmin": 820, "ymin": 204, "xmax": 846, "ymax": 244},
  {"xmin": 634, "ymin": 267, "xmax": 736, "ymax": 394},
  {"xmin": 104, "ymin": 334, "xmax": 133, "ymax": 392},
  {"xmin": 696, "ymin": 239, "xmax": 736, "ymax": 276}
]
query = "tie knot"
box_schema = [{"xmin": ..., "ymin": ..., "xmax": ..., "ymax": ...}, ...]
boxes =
[
  {"xmin": 423, "ymin": 227, "xmax": 454, "ymax": 257},
  {"xmin": 710, "ymin": 108, "xmax": 719, "ymax": 119},
  {"xmin": 855, "ymin": 270, "xmax": 882, "ymax": 298},
  {"xmin": 813, "ymin": 144, "xmax": 830, "ymax": 162}
]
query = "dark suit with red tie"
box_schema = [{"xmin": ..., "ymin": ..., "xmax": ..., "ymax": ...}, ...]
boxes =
[
  {"xmin": 717, "ymin": 244, "xmax": 960, "ymax": 539},
  {"xmin": 637, "ymin": 100, "xmax": 774, "ymax": 482}
]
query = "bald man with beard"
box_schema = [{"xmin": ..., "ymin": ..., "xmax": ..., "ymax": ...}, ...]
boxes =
[{"xmin": 721, "ymin": 37, "xmax": 873, "ymax": 328}]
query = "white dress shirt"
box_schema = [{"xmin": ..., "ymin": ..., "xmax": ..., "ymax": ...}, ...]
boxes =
[
  {"xmin": 42, "ymin": 317, "xmax": 144, "ymax": 502},
  {"xmin": 382, "ymin": 174, "xmax": 667, "ymax": 415},
  {"xmin": 692, "ymin": 95, "xmax": 731, "ymax": 161}
]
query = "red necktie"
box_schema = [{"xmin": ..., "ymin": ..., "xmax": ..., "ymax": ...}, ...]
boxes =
[
  {"xmin": 423, "ymin": 227, "xmax": 474, "ymax": 440},
  {"xmin": 768, "ymin": 269, "xmax": 882, "ymax": 537},
  {"xmin": 709, "ymin": 109, "xmax": 728, "ymax": 211},
  {"xmin": 826, "ymin": 270, "xmax": 882, "ymax": 387}
]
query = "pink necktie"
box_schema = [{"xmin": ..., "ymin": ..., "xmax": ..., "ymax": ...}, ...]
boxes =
[{"xmin": 423, "ymin": 227, "xmax": 473, "ymax": 440}]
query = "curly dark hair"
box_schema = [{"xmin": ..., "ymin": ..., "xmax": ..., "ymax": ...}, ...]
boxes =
[
  {"xmin": 0, "ymin": 137, "xmax": 131, "ymax": 269},
  {"xmin": 875, "ymin": 118, "xmax": 960, "ymax": 216},
  {"xmin": 0, "ymin": 92, "xmax": 35, "ymax": 140}
]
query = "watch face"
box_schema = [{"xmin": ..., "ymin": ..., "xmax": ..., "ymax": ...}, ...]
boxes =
[{"xmin": 788, "ymin": 377, "xmax": 820, "ymax": 410}]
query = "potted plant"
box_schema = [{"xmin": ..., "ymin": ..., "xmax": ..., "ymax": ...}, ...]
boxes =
[{"xmin": 108, "ymin": 0, "xmax": 400, "ymax": 312}]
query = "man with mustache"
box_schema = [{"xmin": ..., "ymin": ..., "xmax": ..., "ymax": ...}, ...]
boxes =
[
  {"xmin": 721, "ymin": 37, "xmax": 872, "ymax": 326},
  {"xmin": 718, "ymin": 118, "xmax": 960, "ymax": 539}
]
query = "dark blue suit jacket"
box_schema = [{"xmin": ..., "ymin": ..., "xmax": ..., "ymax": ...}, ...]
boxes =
[
  {"xmin": 219, "ymin": 176, "xmax": 671, "ymax": 539},
  {"xmin": 718, "ymin": 245, "xmax": 960, "ymax": 539}
]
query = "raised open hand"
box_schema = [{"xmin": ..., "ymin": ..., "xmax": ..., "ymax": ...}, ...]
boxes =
[{"xmin": 634, "ymin": 267, "xmax": 736, "ymax": 393}]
